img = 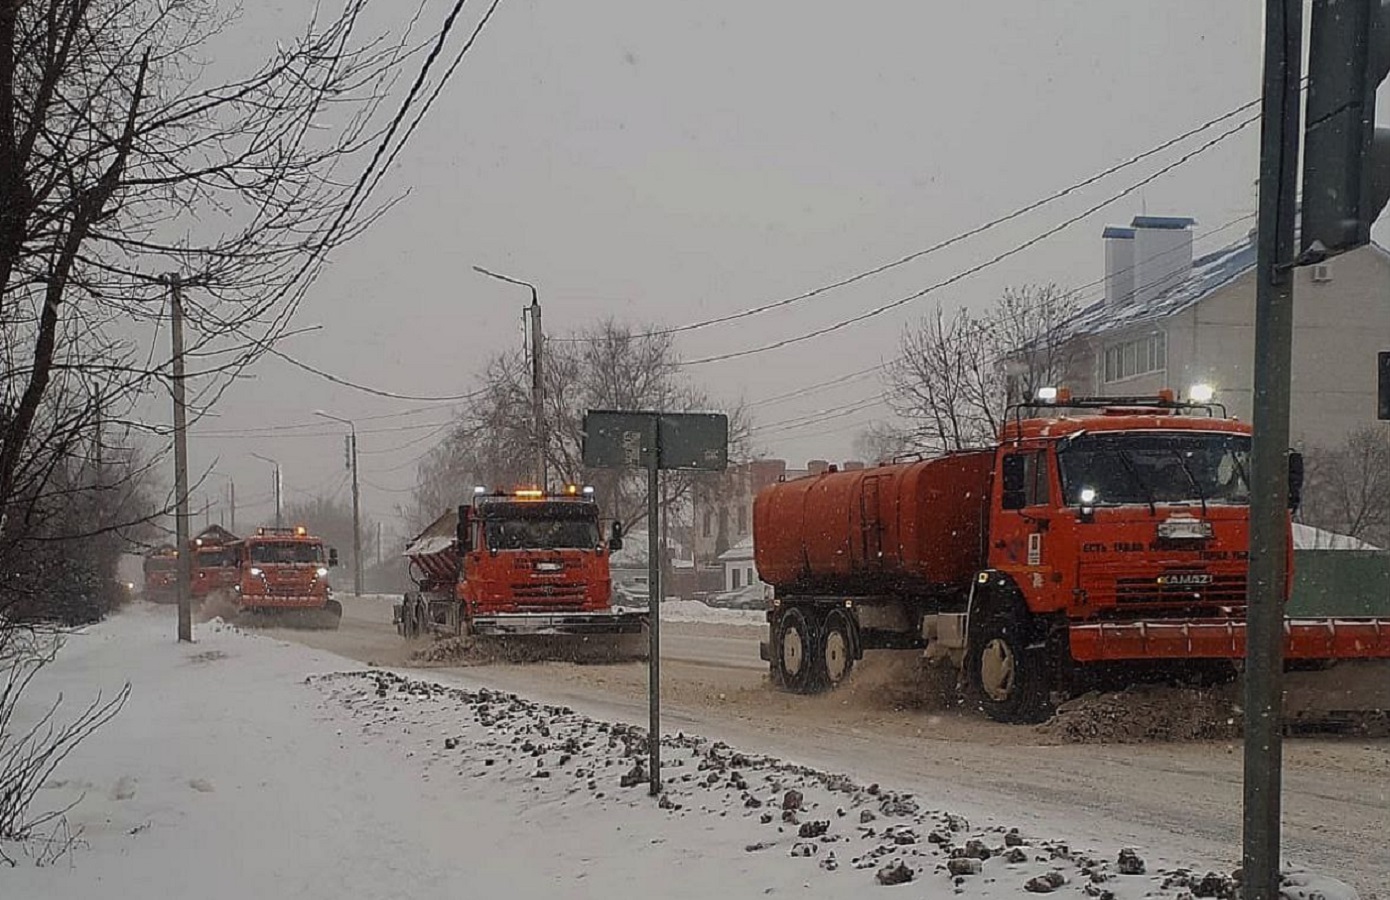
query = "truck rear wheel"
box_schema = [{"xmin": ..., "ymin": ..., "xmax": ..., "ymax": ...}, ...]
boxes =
[
  {"xmin": 820, "ymin": 608, "xmax": 856, "ymax": 689},
  {"xmin": 773, "ymin": 607, "xmax": 823, "ymax": 694},
  {"xmin": 968, "ymin": 602, "xmax": 1056, "ymax": 724}
]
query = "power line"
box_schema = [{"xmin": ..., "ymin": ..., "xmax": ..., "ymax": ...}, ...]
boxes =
[
  {"xmin": 192, "ymin": 418, "xmax": 454, "ymax": 439},
  {"xmin": 681, "ymin": 113, "xmax": 1257, "ymax": 366},
  {"xmin": 551, "ymin": 96, "xmax": 1264, "ymax": 345},
  {"xmin": 746, "ymin": 363, "xmax": 885, "ymax": 409},
  {"xmin": 266, "ymin": 347, "xmax": 488, "ymax": 402}
]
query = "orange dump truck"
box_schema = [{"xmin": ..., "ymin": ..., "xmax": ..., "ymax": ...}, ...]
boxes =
[
  {"xmin": 756, "ymin": 391, "xmax": 1390, "ymax": 722},
  {"xmin": 396, "ymin": 488, "xmax": 646, "ymax": 659}
]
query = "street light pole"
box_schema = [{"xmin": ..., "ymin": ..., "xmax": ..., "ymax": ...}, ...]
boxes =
[
  {"xmin": 251, "ymin": 453, "xmax": 282, "ymax": 529},
  {"xmin": 473, "ymin": 265, "xmax": 545, "ymax": 491},
  {"xmin": 316, "ymin": 411, "xmax": 362, "ymax": 597}
]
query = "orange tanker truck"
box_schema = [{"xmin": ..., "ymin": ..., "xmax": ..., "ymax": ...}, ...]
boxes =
[
  {"xmin": 755, "ymin": 390, "xmax": 1390, "ymax": 723},
  {"xmin": 396, "ymin": 487, "xmax": 647, "ymax": 659},
  {"xmin": 229, "ymin": 525, "xmax": 341, "ymax": 629}
]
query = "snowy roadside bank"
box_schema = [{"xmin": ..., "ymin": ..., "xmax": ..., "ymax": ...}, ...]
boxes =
[{"xmin": 1, "ymin": 605, "xmax": 1359, "ymax": 899}]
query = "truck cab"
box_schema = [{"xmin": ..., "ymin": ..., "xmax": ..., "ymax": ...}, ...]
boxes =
[
  {"xmin": 191, "ymin": 525, "xmax": 240, "ymax": 601},
  {"xmin": 454, "ymin": 490, "xmax": 613, "ymax": 618},
  {"xmin": 142, "ymin": 546, "xmax": 179, "ymax": 604},
  {"xmin": 232, "ymin": 526, "xmax": 339, "ymax": 622},
  {"xmin": 989, "ymin": 400, "xmax": 1260, "ymax": 625}
]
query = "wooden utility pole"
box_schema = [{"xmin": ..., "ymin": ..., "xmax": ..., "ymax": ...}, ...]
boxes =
[{"xmin": 167, "ymin": 273, "xmax": 193, "ymax": 643}]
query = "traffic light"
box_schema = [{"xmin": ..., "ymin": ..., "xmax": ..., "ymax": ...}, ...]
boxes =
[{"xmin": 1301, "ymin": 0, "xmax": 1390, "ymax": 259}]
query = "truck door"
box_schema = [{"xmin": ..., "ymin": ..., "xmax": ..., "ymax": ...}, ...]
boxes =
[{"xmin": 997, "ymin": 450, "xmax": 1054, "ymax": 584}]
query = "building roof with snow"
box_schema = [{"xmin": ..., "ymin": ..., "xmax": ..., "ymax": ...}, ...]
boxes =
[
  {"xmin": 1057, "ymin": 219, "xmax": 1390, "ymax": 342},
  {"xmin": 717, "ymin": 535, "xmax": 754, "ymax": 563}
]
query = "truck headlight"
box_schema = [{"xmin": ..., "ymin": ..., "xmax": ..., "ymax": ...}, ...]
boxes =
[
  {"xmin": 249, "ymin": 567, "xmax": 263, "ymax": 577},
  {"xmin": 316, "ymin": 567, "xmax": 329, "ymax": 578}
]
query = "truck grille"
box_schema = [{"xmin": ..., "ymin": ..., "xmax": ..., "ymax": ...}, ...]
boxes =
[
  {"xmin": 509, "ymin": 583, "xmax": 587, "ymax": 611},
  {"xmin": 1108, "ymin": 573, "xmax": 1246, "ymax": 606}
]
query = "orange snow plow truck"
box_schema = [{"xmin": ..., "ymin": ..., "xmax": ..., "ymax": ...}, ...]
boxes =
[
  {"xmin": 396, "ymin": 488, "xmax": 647, "ymax": 660},
  {"xmin": 190, "ymin": 525, "xmax": 240, "ymax": 603},
  {"xmin": 142, "ymin": 545, "xmax": 179, "ymax": 604},
  {"xmin": 756, "ymin": 391, "xmax": 1390, "ymax": 723},
  {"xmin": 230, "ymin": 525, "xmax": 342, "ymax": 629}
]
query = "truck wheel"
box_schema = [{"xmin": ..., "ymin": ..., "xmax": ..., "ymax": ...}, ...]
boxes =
[
  {"xmin": 773, "ymin": 607, "xmax": 823, "ymax": 694},
  {"xmin": 968, "ymin": 604, "xmax": 1055, "ymax": 724},
  {"xmin": 820, "ymin": 608, "xmax": 856, "ymax": 689}
]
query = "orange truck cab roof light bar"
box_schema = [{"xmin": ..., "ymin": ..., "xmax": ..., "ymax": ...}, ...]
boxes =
[{"xmin": 1020, "ymin": 387, "xmax": 1224, "ymax": 416}]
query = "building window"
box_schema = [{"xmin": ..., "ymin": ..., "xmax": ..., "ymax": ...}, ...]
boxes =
[
  {"xmin": 732, "ymin": 568, "xmax": 741, "ymax": 589},
  {"xmin": 1103, "ymin": 332, "xmax": 1166, "ymax": 382},
  {"xmin": 703, "ymin": 510, "xmax": 712, "ymax": 538},
  {"xmin": 737, "ymin": 506, "xmax": 748, "ymax": 535},
  {"xmin": 747, "ymin": 567, "xmax": 755, "ymax": 586}
]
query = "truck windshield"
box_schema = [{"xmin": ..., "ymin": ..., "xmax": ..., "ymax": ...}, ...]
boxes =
[
  {"xmin": 197, "ymin": 548, "xmax": 235, "ymax": 567},
  {"xmin": 1057, "ymin": 432, "xmax": 1251, "ymax": 507},
  {"xmin": 249, "ymin": 541, "xmax": 323, "ymax": 564},
  {"xmin": 144, "ymin": 557, "xmax": 176, "ymax": 573},
  {"xmin": 486, "ymin": 519, "xmax": 600, "ymax": 550}
]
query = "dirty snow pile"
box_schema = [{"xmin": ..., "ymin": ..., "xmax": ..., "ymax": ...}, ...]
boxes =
[
  {"xmin": 1038, "ymin": 684, "xmax": 1242, "ymax": 743},
  {"xmin": 313, "ymin": 668, "xmax": 1332, "ymax": 899}
]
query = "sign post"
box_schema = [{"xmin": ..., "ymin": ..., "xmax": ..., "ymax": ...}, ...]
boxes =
[{"xmin": 583, "ymin": 411, "xmax": 728, "ymax": 796}]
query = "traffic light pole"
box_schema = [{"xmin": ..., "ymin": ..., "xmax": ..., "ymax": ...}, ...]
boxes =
[{"xmin": 1244, "ymin": 2, "xmax": 1302, "ymax": 897}]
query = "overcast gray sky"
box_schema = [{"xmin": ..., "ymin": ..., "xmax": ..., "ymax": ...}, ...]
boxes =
[{"xmin": 172, "ymin": 1, "xmax": 1275, "ymax": 540}]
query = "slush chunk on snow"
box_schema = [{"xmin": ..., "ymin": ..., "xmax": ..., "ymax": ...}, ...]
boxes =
[
  {"xmin": 1281, "ymin": 871, "xmax": 1360, "ymax": 900},
  {"xmin": 875, "ymin": 860, "xmax": 914, "ymax": 885}
]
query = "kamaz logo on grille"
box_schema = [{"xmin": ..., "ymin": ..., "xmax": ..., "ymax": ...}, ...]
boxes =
[{"xmin": 1157, "ymin": 573, "xmax": 1213, "ymax": 586}]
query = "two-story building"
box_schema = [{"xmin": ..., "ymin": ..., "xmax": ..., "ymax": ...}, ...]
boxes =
[{"xmin": 1055, "ymin": 215, "xmax": 1390, "ymax": 453}]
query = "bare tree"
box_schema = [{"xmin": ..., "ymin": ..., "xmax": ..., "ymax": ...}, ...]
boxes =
[
  {"xmin": 886, "ymin": 283, "xmax": 1079, "ymax": 452},
  {"xmin": 853, "ymin": 422, "xmax": 917, "ymax": 465},
  {"xmin": 409, "ymin": 319, "xmax": 749, "ymax": 536},
  {"xmin": 1299, "ymin": 427, "xmax": 1390, "ymax": 548},
  {"xmin": 0, "ymin": 0, "xmax": 443, "ymax": 861},
  {"xmin": 0, "ymin": 0, "xmax": 427, "ymax": 579}
]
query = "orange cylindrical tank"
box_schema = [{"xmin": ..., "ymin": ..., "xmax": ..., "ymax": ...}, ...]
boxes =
[{"xmin": 753, "ymin": 450, "xmax": 994, "ymax": 596}]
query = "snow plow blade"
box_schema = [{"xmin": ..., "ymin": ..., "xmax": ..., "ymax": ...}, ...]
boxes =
[
  {"xmin": 468, "ymin": 612, "xmax": 650, "ymax": 663},
  {"xmin": 1069, "ymin": 617, "xmax": 1390, "ymax": 663},
  {"xmin": 239, "ymin": 599, "xmax": 342, "ymax": 631}
]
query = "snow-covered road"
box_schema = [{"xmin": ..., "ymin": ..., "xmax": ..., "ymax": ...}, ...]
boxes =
[{"xmin": 2, "ymin": 604, "xmax": 1373, "ymax": 899}]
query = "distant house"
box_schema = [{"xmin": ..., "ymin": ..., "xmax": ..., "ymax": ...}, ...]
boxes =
[
  {"xmin": 1052, "ymin": 215, "xmax": 1390, "ymax": 453},
  {"xmin": 717, "ymin": 536, "xmax": 764, "ymax": 593}
]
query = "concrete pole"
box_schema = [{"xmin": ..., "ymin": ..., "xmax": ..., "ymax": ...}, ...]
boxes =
[{"xmin": 1243, "ymin": 3, "xmax": 1302, "ymax": 897}]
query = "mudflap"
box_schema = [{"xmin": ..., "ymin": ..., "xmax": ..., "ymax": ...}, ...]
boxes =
[{"xmin": 1281, "ymin": 660, "xmax": 1390, "ymax": 730}]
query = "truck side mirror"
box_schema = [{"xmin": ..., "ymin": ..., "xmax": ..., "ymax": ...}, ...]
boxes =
[
  {"xmin": 609, "ymin": 521, "xmax": 624, "ymax": 552},
  {"xmin": 456, "ymin": 505, "xmax": 473, "ymax": 552},
  {"xmin": 1288, "ymin": 450, "xmax": 1304, "ymax": 511},
  {"xmin": 1001, "ymin": 455, "xmax": 1027, "ymax": 511},
  {"xmin": 328, "ymin": 548, "xmax": 339, "ymax": 568}
]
